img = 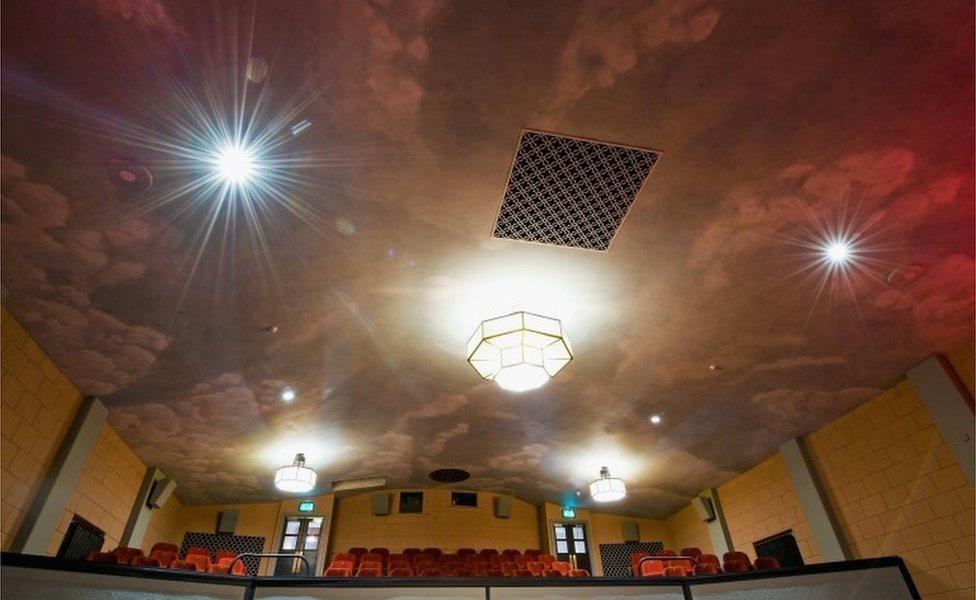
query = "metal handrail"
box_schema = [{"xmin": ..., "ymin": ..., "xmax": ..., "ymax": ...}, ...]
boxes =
[
  {"xmin": 635, "ymin": 554, "xmax": 702, "ymax": 576},
  {"xmin": 226, "ymin": 552, "xmax": 311, "ymax": 577}
]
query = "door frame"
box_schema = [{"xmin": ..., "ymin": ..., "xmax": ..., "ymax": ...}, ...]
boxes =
[
  {"xmin": 551, "ymin": 520, "xmax": 594, "ymax": 574},
  {"xmin": 271, "ymin": 512, "xmax": 329, "ymax": 575}
]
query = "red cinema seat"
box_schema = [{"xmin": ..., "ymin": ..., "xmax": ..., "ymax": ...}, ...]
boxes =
[
  {"xmin": 680, "ymin": 547, "xmax": 702, "ymax": 559},
  {"xmin": 418, "ymin": 567, "xmax": 442, "ymax": 577},
  {"xmin": 754, "ymin": 557, "xmax": 781, "ymax": 571},
  {"xmin": 422, "ymin": 548, "xmax": 442, "ymax": 559},
  {"xmin": 640, "ymin": 560, "xmax": 666, "ymax": 578},
  {"xmin": 480, "ymin": 549, "xmax": 500, "ymax": 560},
  {"xmin": 208, "ymin": 557, "xmax": 247, "ymax": 575},
  {"xmin": 324, "ymin": 559, "xmax": 354, "ymax": 577},
  {"xmin": 630, "ymin": 552, "xmax": 650, "ymax": 576},
  {"xmin": 170, "ymin": 559, "xmax": 199, "ymax": 571},
  {"xmin": 537, "ymin": 554, "xmax": 555, "ymax": 567},
  {"xmin": 361, "ymin": 553, "xmax": 383, "ymax": 566},
  {"xmin": 501, "ymin": 549, "xmax": 521, "ymax": 560},
  {"xmin": 670, "ymin": 558, "xmax": 696, "ymax": 574},
  {"xmin": 150, "ymin": 542, "xmax": 179, "ymax": 555},
  {"xmin": 723, "ymin": 552, "xmax": 753, "ymax": 569},
  {"xmin": 698, "ymin": 554, "xmax": 721, "ymax": 569},
  {"xmin": 184, "ymin": 554, "xmax": 211, "ymax": 572},
  {"xmin": 349, "ymin": 547, "xmax": 368, "ymax": 557},
  {"xmin": 549, "ymin": 561, "xmax": 571, "ymax": 576},
  {"xmin": 389, "ymin": 566, "xmax": 414, "ymax": 577},
  {"xmin": 567, "ymin": 569, "xmax": 590, "ymax": 577},
  {"xmin": 389, "ymin": 553, "xmax": 407, "ymax": 563},
  {"xmin": 500, "ymin": 562, "xmax": 517, "ymax": 577},
  {"xmin": 664, "ymin": 565, "xmax": 688, "ymax": 577},
  {"xmin": 130, "ymin": 555, "xmax": 161, "ymax": 568},
  {"xmin": 111, "ymin": 547, "xmax": 144, "ymax": 565},
  {"xmin": 515, "ymin": 556, "xmax": 531, "ymax": 568},
  {"xmin": 723, "ymin": 559, "xmax": 750, "ymax": 573},
  {"xmin": 150, "ymin": 550, "xmax": 177, "ymax": 568},
  {"xmin": 472, "ymin": 564, "xmax": 488, "ymax": 577},
  {"xmin": 693, "ymin": 563, "xmax": 719, "ymax": 575},
  {"xmin": 513, "ymin": 569, "xmax": 534, "ymax": 578},
  {"xmin": 456, "ymin": 548, "xmax": 476, "ymax": 558},
  {"xmin": 389, "ymin": 558, "xmax": 411, "ymax": 571},
  {"xmin": 656, "ymin": 548, "xmax": 677, "ymax": 557},
  {"xmin": 526, "ymin": 562, "xmax": 546, "ymax": 577},
  {"xmin": 186, "ymin": 546, "xmax": 211, "ymax": 558},
  {"xmin": 524, "ymin": 549, "xmax": 542, "ymax": 559},
  {"xmin": 403, "ymin": 548, "xmax": 421, "ymax": 560},
  {"xmin": 84, "ymin": 552, "xmax": 118, "ymax": 564},
  {"xmin": 356, "ymin": 566, "xmax": 382, "ymax": 577}
]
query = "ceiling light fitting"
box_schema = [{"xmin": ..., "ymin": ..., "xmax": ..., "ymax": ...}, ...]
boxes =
[
  {"xmin": 466, "ymin": 311, "xmax": 572, "ymax": 392},
  {"xmin": 274, "ymin": 453, "xmax": 316, "ymax": 493},
  {"xmin": 589, "ymin": 466, "xmax": 626, "ymax": 502}
]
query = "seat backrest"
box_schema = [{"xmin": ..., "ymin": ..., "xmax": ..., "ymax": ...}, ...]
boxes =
[
  {"xmin": 723, "ymin": 551, "xmax": 751, "ymax": 565},
  {"xmin": 356, "ymin": 566, "xmax": 382, "ymax": 577},
  {"xmin": 480, "ymin": 549, "xmax": 500, "ymax": 558},
  {"xmin": 537, "ymin": 554, "xmax": 555, "ymax": 566},
  {"xmin": 349, "ymin": 547, "xmax": 368, "ymax": 556},
  {"xmin": 656, "ymin": 548, "xmax": 677, "ymax": 557},
  {"xmin": 456, "ymin": 548, "xmax": 476, "ymax": 557},
  {"xmin": 698, "ymin": 554, "xmax": 720, "ymax": 567},
  {"xmin": 694, "ymin": 563, "xmax": 719, "ymax": 575},
  {"xmin": 215, "ymin": 549, "xmax": 237, "ymax": 561},
  {"xmin": 501, "ymin": 549, "xmax": 521, "ymax": 559},
  {"xmin": 84, "ymin": 552, "xmax": 118, "ymax": 564},
  {"xmin": 526, "ymin": 561, "xmax": 545, "ymax": 576},
  {"xmin": 664, "ymin": 565, "xmax": 688, "ymax": 577},
  {"xmin": 722, "ymin": 559, "xmax": 749, "ymax": 573},
  {"xmin": 418, "ymin": 567, "xmax": 441, "ymax": 577},
  {"xmin": 500, "ymin": 561, "xmax": 517, "ymax": 576},
  {"xmin": 640, "ymin": 559, "xmax": 666, "ymax": 578},
  {"xmin": 111, "ymin": 547, "xmax": 144, "ymax": 564},
  {"xmin": 422, "ymin": 548, "xmax": 442, "ymax": 558},
  {"xmin": 754, "ymin": 557, "xmax": 780, "ymax": 570},
  {"xmin": 361, "ymin": 553, "xmax": 383, "ymax": 565},
  {"xmin": 549, "ymin": 561, "xmax": 570, "ymax": 576},
  {"xmin": 150, "ymin": 550, "xmax": 177, "ymax": 568},
  {"xmin": 403, "ymin": 548, "xmax": 421, "ymax": 558},
  {"xmin": 680, "ymin": 547, "xmax": 702, "ymax": 559},
  {"xmin": 523, "ymin": 549, "xmax": 542, "ymax": 559},
  {"xmin": 150, "ymin": 542, "xmax": 179, "ymax": 555},
  {"xmin": 330, "ymin": 559, "xmax": 355, "ymax": 570},
  {"xmin": 170, "ymin": 559, "xmax": 198, "ymax": 571},
  {"xmin": 515, "ymin": 556, "xmax": 530, "ymax": 568},
  {"xmin": 185, "ymin": 546, "xmax": 211, "ymax": 559},
  {"xmin": 185, "ymin": 554, "xmax": 210, "ymax": 571},
  {"xmin": 669, "ymin": 558, "xmax": 695, "ymax": 573},
  {"xmin": 389, "ymin": 567, "xmax": 414, "ymax": 577}
]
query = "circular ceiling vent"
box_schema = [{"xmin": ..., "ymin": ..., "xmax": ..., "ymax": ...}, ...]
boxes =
[
  {"xmin": 106, "ymin": 158, "xmax": 153, "ymax": 192},
  {"xmin": 428, "ymin": 468, "xmax": 470, "ymax": 483}
]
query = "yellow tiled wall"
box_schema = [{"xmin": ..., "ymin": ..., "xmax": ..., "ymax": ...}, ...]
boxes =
[
  {"xmin": 47, "ymin": 425, "xmax": 146, "ymax": 554},
  {"xmin": 330, "ymin": 489, "xmax": 541, "ymax": 559},
  {"xmin": 1, "ymin": 307, "xmax": 84, "ymax": 550},
  {"xmin": 806, "ymin": 376, "xmax": 975, "ymax": 599},
  {"xmin": 143, "ymin": 490, "xmax": 185, "ymax": 553},
  {"xmin": 717, "ymin": 453, "xmax": 821, "ymax": 563},
  {"xmin": 665, "ymin": 502, "xmax": 713, "ymax": 555}
]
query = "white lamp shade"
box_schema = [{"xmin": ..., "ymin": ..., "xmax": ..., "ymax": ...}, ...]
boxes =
[
  {"xmin": 589, "ymin": 467, "xmax": 626, "ymax": 502},
  {"xmin": 467, "ymin": 311, "xmax": 572, "ymax": 392},
  {"xmin": 275, "ymin": 454, "xmax": 317, "ymax": 493}
]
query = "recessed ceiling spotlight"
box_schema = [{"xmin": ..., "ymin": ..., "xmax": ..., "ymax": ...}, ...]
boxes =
[
  {"xmin": 649, "ymin": 414, "xmax": 662, "ymax": 425},
  {"xmin": 280, "ymin": 387, "xmax": 296, "ymax": 402},
  {"xmin": 709, "ymin": 364, "xmax": 721, "ymax": 371},
  {"xmin": 212, "ymin": 143, "xmax": 257, "ymax": 185},
  {"xmin": 262, "ymin": 325, "xmax": 279, "ymax": 334},
  {"xmin": 824, "ymin": 240, "xmax": 852, "ymax": 265},
  {"xmin": 106, "ymin": 158, "xmax": 153, "ymax": 191}
]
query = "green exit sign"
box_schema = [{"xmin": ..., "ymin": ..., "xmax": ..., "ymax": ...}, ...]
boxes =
[
  {"xmin": 561, "ymin": 507, "xmax": 576, "ymax": 519},
  {"xmin": 298, "ymin": 501, "xmax": 315, "ymax": 512}
]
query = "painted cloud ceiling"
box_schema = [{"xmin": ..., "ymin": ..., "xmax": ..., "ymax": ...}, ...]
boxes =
[{"xmin": 1, "ymin": 0, "xmax": 973, "ymax": 517}]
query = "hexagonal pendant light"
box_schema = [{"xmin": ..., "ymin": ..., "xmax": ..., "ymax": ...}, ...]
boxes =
[{"xmin": 466, "ymin": 311, "xmax": 572, "ymax": 392}]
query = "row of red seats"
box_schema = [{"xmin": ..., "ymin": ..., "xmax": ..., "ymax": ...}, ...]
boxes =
[
  {"xmin": 633, "ymin": 548, "xmax": 781, "ymax": 577},
  {"xmin": 84, "ymin": 543, "xmax": 246, "ymax": 575},
  {"xmin": 324, "ymin": 547, "xmax": 589, "ymax": 578}
]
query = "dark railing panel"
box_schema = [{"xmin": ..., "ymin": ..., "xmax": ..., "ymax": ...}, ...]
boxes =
[
  {"xmin": 251, "ymin": 585, "xmax": 485, "ymax": 600},
  {"xmin": 491, "ymin": 585, "xmax": 685, "ymax": 600}
]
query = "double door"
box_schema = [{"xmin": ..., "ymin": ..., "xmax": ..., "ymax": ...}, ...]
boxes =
[
  {"xmin": 274, "ymin": 516, "xmax": 323, "ymax": 575},
  {"xmin": 553, "ymin": 522, "xmax": 591, "ymax": 573}
]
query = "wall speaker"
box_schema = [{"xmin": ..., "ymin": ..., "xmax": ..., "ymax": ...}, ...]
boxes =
[
  {"xmin": 621, "ymin": 520, "xmax": 639, "ymax": 542},
  {"xmin": 147, "ymin": 478, "xmax": 177, "ymax": 509},
  {"xmin": 691, "ymin": 496, "xmax": 716, "ymax": 522},
  {"xmin": 372, "ymin": 493, "xmax": 391, "ymax": 516},
  {"xmin": 494, "ymin": 496, "xmax": 511, "ymax": 519},
  {"xmin": 217, "ymin": 509, "xmax": 239, "ymax": 534}
]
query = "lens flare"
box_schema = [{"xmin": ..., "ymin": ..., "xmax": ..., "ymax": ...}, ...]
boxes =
[{"xmin": 213, "ymin": 143, "xmax": 257, "ymax": 184}]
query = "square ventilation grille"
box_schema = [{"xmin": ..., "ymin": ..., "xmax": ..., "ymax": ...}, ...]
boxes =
[{"xmin": 492, "ymin": 130, "xmax": 661, "ymax": 251}]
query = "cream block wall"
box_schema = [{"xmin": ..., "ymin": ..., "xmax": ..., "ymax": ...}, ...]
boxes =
[
  {"xmin": 805, "ymin": 376, "xmax": 975, "ymax": 599},
  {"xmin": 46, "ymin": 424, "xmax": 146, "ymax": 554},
  {"xmin": 717, "ymin": 453, "xmax": 820, "ymax": 563},
  {"xmin": 143, "ymin": 492, "xmax": 185, "ymax": 553},
  {"xmin": 664, "ymin": 503, "xmax": 713, "ymax": 555},
  {"xmin": 330, "ymin": 489, "xmax": 540, "ymax": 560},
  {"xmin": 1, "ymin": 307, "xmax": 83, "ymax": 550}
]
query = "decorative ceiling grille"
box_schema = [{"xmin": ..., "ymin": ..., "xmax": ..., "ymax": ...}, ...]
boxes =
[{"xmin": 492, "ymin": 130, "xmax": 661, "ymax": 251}]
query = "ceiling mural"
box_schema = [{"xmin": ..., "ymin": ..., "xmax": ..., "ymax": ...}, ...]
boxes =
[{"xmin": 1, "ymin": 0, "xmax": 972, "ymax": 516}]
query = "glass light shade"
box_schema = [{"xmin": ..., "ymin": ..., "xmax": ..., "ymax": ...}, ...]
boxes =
[
  {"xmin": 274, "ymin": 453, "xmax": 317, "ymax": 493},
  {"xmin": 589, "ymin": 466, "xmax": 626, "ymax": 502},
  {"xmin": 467, "ymin": 311, "xmax": 572, "ymax": 392}
]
